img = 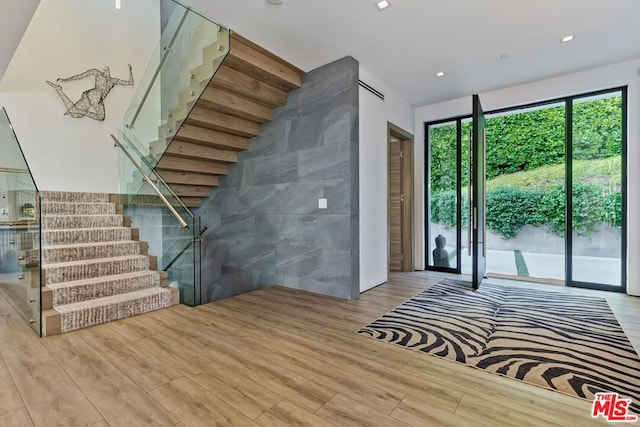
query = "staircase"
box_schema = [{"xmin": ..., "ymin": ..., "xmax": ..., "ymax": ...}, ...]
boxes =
[
  {"xmin": 149, "ymin": 32, "xmax": 304, "ymax": 207},
  {"xmin": 40, "ymin": 191, "xmax": 178, "ymax": 336}
]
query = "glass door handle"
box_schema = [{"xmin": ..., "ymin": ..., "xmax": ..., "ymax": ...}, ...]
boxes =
[
  {"xmin": 467, "ymin": 130, "xmax": 472, "ymax": 256},
  {"xmin": 483, "ymin": 128, "xmax": 487, "ymax": 258}
]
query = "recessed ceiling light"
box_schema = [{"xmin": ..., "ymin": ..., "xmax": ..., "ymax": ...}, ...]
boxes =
[
  {"xmin": 375, "ymin": 0, "xmax": 391, "ymax": 10},
  {"xmin": 561, "ymin": 35, "xmax": 575, "ymax": 43},
  {"xmin": 435, "ymin": 71, "xmax": 445, "ymax": 78},
  {"xmin": 115, "ymin": 0, "xmax": 121, "ymax": 9}
]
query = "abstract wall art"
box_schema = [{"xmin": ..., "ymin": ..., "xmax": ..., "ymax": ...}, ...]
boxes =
[{"xmin": 46, "ymin": 65, "xmax": 134, "ymax": 121}]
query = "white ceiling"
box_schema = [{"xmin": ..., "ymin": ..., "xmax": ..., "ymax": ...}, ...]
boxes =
[
  {"xmin": 189, "ymin": 0, "xmax": 640, "ymax": 106},
  {"xmin": 3, "ymin": 1, "xmax": 639, "ymax": 108},
  {"xmin": 0, "ymin": 0, "xmax": 41, "ymax": 80}
]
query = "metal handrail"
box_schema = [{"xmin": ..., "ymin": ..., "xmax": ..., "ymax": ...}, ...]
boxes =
[
  {"xmin": 162, "ymin": 225, "xmax": 208, "ymax": 271},
  {"xmin": 119, "ymin": 133, "xmax": 193, "ymax": 218},
  {"xmin": 111, "ymin": 134, "xmax": 189, "ymax": 229},
  {"xmin": 126, "ymin": 6, "xmax": 191, "ymax": 129}
]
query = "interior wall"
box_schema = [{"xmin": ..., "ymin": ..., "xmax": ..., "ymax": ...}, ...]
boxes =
[
  {"xmin": 358, "ymin": 66, "xmax": 414, "ymax": 293},
  {"xmin": 0, "ymin": 0, "xmax": 159, "ymax": 193},
  {"xmin": 414, "ymin": 58, "xmax": 640, "ymax": 296},
  {"xmin": 198, "ymin": 56, "xmax": 360, "ymax": 303},
  {"xmin": 0, "ymin": 0, "xmax": 40, "ymax": 81}
]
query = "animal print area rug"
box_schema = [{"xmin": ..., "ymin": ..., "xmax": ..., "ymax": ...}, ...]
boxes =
[{"xmin": 356, "ymin": 278, "xmax": 640, "ymax": 413}]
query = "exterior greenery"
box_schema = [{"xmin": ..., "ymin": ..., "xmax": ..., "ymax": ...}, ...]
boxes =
[{"xmin": 429, "ymin": 96, "xmax": 622, "ymax": 239}]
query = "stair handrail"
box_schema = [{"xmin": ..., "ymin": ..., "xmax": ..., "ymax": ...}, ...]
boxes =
[
  {"xmin": 126, "ymin": 5, "xmax": 191, "ymax": 130},
  {"xmin": 111, "ymin": 134, "xmax": 189, "ymax": 229},
  {"xmin": 162, "ymin": 224, "xmax": 208, "ymax": 272},
  {"xmin": 119, "ymin": 132, "xmax": 193, "ymax": 218}
]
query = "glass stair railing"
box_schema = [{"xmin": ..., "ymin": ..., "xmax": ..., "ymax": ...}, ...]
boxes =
[
  {"xmin": 123, "ymin": 1, "xmax": 230, "ymax": 167},
  {"xmin": 0, "ymin": 108, "xmax": 42, "ymax": 335},
  {"xmin": 114, "ymin": 1, "xmax": 229, "ymax": 306}
]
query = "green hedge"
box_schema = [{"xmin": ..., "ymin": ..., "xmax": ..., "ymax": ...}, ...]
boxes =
[
  {"xmin": 429, "ymin": 97, "xmax": 622, "ymax": 192},
  {"xmin": 431, "ymin": 183, "xmax": 621, "ymax": 239}
]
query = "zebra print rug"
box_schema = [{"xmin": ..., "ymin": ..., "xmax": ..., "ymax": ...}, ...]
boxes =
[{"xmin": 356, "ymin": 278, "xmax": 640, "ymax": 413}]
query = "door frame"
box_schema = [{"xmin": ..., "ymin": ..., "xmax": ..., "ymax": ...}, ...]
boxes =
[
  {"xmin": 423, "ymin": 86, "xmax": 628, "ymax": 292},
  {"xmin": 387, "ymin": 122, "xmax": 414, "ymax": 272},
  {"xmin": 471, "ymin": 94, "xmax": 487, "ymax": 289}
]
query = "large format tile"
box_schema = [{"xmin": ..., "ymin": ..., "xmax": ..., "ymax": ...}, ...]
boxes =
[{"xmin": 297, "ymin": 142, "xmax": 351, "ymax": 181}]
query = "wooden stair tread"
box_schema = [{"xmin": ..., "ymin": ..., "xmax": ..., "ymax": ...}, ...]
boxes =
[
  {"xmin": 210, "ymin": 65, "xmax": 288, "ymax": 108},
  {"xmin": 185, "ymin": 106, "xmax": 261, "ymax": 137},
  {"xmin": 157, "ymin": 156, "xmax": 229, "ymax": 176},
  {"xmin": 175, "ymin": 124, "xmax": 249, "ymax": 151},
  {"xmin": 166, "ymin": 140, "xmax": 238, "ymax": 164},
  {"xmin": 198, "ymin": 86, "xmax": 273, "ymax": 123},
  {"xmin": 226, "ymin": 32, "xmax": 303, "ymax": 91},
  {"xmin": 231, "ymin": 32, "xmax": 304, "ymax": 76},
  {"xmin": 181, "ymin": 197, "xmax": 202, "ymax": 208},
  {"xmin": 157, "ymin": 171, "xmax": 220, "ymax": 187},
  {"xmin": 146, "ymin": 32, "xmax": 304, "ymax": 207},
  {"xmin": 170, "ymin": 184, "xmax": 212, "ymax": 198}
]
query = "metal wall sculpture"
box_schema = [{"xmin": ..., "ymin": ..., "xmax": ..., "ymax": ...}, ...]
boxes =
[{"xmin": 46, "ymin": 65, "xmax": 134, "ymax": 121}]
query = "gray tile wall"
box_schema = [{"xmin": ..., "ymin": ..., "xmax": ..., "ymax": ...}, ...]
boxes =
[{"xmin": 198, "ymin": 56, "xmax": 359, "ymax": 303}]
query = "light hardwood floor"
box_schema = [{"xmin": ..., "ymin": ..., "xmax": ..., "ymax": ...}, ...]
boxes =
[{"xmin": 0, "ymin": 271, "xmax": 639, "ymax": 426}]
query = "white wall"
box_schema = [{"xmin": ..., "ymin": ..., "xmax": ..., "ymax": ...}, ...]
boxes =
[
  {"xmin": 414, "ymin": 58, "xmax": 640, "ymax": 296},
  {"xmin": 0, "ymin": 0, "xmax": 40, "ymax": 81},
  {"xmin": 0, "ymin": 0, "xmax": 159, "ymax": 193},
  {"xmin": 359, "ymin": 65, "xmax": 414, "ymax": 293}
]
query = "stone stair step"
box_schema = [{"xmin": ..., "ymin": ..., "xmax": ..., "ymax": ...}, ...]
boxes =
[
  {"xmin": 42, "ymin": 214, "xmax": 124, "ymax": 230},
  {"xmin": 53, "ymin": 287, "xmax": 174, "ymax": 333},
  {"xmin": 41, "ymin": 191, "xmax": 109, "ymax": 203},
  {"xmin": 45, "ymin": 270, "xmax": 161, "ymax": 307},
  {"xmin": 41, "ymin": 202, "xmax": 116, "ymax": 216},
  {"xmin": 42, "ymin": 227, "xmax": 133, "ymax": 245},
  {"xmin": 42, "ymin": 241, "xmax": 141, "ymax": 264},
  {"xmin": 43, "ymin": 255, "xmax": 150, "ymax": 285}
]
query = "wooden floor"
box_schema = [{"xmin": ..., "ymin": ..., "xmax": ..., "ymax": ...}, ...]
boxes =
[{"xmin": 0, "ymin": 271, "xmax": 639, "ymax": 426}]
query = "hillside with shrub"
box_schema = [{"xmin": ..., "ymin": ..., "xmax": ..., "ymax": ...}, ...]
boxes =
[{"xmin": 429, "ymin": 96, "xmax": 622, "ymax": 239}]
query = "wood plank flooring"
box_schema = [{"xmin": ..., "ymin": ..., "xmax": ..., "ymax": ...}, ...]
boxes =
[{"xmin": 1, "ymin": 270, "xmax": 639, "ymax": 426}]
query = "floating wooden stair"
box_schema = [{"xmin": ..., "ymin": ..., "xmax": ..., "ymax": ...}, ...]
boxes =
[{"xmin": 154, "ymin": 32, "xmax": 304, "ymax": 205}]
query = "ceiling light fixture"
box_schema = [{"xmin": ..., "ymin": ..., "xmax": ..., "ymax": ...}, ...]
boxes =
[
  {"xmin": 266, "ymin": 0, "xmax": 284, "ymax": 4},
  {"xmin": 115, "ymin": 0, "xmax": 121, "ymax": 9},
  {"xmin": 435, "ymin": 71, "xmax": 445, "ymax": 78},
  {"xmin": 561, "ymin": 34, "xmax": 575, "ymax": 43},
  {"xmin": 375, "ymin": 0, "xmax": 391, "ymax": 11}
]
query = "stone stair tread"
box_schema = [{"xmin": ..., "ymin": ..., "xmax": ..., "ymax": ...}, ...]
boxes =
[
  {"xmin": 42, "ymin": 216, "xmax": 125, "ymax": 230},
  {"xmin": 42, "ymin": 254, "xmax": 148, "ymax": 268},
  {"xmin": 56, "ymin": 287, "xmax": 171, "ymax": 313},
  {"xmin": 47, "ymin": 270, "xmax": 159, "ymax": 291},
  {"xmin": 42, "ymin": 214, "xmax": 122, "ymax": 219},
  {"xmin": 42, "ymin": 241, "xmax": 141, "ymax": 264},
  {"xmin": 55, "ymin": 287, "xmax": 173, "ymax": 332},
  {"xmin": 42, "ymin": 202, "xmax": 114, "ymax": 207},
  {"xmin": 43, "ymin": 240, "xmax": 139, "ymax": 250},
  {"xmin": 41, "ymin": 191, "xmax": 110, "ymax": 203},
  {"xmin": 42, "ymin": 227, "xmax": 132, "ymax": 244},
  {"xmin": 41, "ymin": 203, "xmax": 116, "ymax": 214}
]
